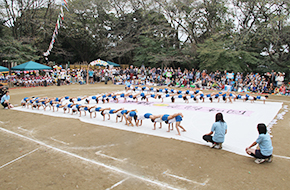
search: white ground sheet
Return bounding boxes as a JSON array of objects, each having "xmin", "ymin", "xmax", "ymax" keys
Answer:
[{"xmin": 13, "ymin": 91, "xmax": 282, "ymax": 156}]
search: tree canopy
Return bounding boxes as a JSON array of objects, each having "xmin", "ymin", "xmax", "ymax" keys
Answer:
[{"xmin": 0, "ymin": 0, "xmax": 289, "ymax": 74}]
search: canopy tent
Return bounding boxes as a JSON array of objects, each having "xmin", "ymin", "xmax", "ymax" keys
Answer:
[
  {"xmin": 106, "ymin": 61, "xmax": 120, "ymax": 67},
  {"xmin": 89, "ymin": 59, "xmax": 108, "ymax": 67},
  {"xmin": 11, "ymin": 61, "xmax": 52, "ymax": 71},
  {"xmin": 0, "ymin": 66, "xmax": 9, "ymax": 72}
]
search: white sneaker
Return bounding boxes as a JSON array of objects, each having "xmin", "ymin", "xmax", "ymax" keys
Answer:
[
  {"xmin": 255, "ymin": 158, "xmax": 266, "ymax": 164},
  {"xmin": 4, "ymin": 107, "xmax": 8, "ymax": 109},
  {"xmin": 266, "ymin": 156, "xmax": 273, "ymax": 163}
]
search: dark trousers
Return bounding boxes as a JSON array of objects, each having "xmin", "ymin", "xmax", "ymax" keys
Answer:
[
  {"xmin": 2, "ymin": 102, "xmax": 8, "ymax": 108},
  {"xmin": 203, "ymin": 135, "xmax": 214, "ymax": 143}
]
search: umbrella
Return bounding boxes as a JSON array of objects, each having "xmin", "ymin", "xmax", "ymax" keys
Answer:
[
  {"xmin": 11, "ymin": 61, "xmax": 52, "ymax": 71},
  {"xmin": 0, "ymin": 66, "xmax": 9, "ymax": 72},
  {"xmin": 106, "ymin": 61, "xmax": 120, "ymax": 67},
  {"xmin": 90, "ymin": 59, "xmax": 108, "ymax": 67}
]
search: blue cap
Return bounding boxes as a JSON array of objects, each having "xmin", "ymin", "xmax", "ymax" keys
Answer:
[
  {"xmin": 222, "ymin": 94, "xmax": 226, "ymax": 97},
  {"xmin": 36, "ymin": 100, "xmax": 39, "ymax": 103},
  {"xmin": 129, "ymin": 95, "xmax": 133, "ymax": 98},
  {"xmin": 191, "ymin": 95, "xmax": 195, "ymax": 98},
  {"xmin": 108, "ymin": 94, "xmax": 112, "ymax": 97},
  {"xmin": 215, "ymin": 94, "xmax": 219, "ymax": 97},
  {"xmin": 113, "ymin": 95, "xmax": 117, "ymax": 99},
  {"xmin": 76, "ymin": 105, "xmax": 80, "ymax": 108},
  {"xmin": 142, "ymin": 87, "xmax": 146, "ymax": 90},
  {"xmin": 159, "ymin": 89, "xmax": 163, "ymax": 92},
  {"xmin": 102, "ymin": 95, "xmax": 106, "ymax": 98},
  {"xmin": 120, "ymin": 94, "xmax": 125, "ymax": 97},
  {"xmin": 92, "ymin": 96, "xmax": 96, "ymax": 99},
  {"xmin": 84, "ymin": 107, "xmax": 88, "ymax": 111},
  {"xmin": 166, "ymin": 94, "xmax": 170, "ymax": 97},
  {"xmin": 65, "ymin": 96, "xmax": 69, "ymax": 99},
  {"xmin": 77, "ymin": 98, "xmax": 81, "ymax": 101},
  {"xmin": 56, "ymin": 104, "xmax": 60, "ymax": 108},
  {"xmin": 151, "ymin": 94, "xmax": 155, "ymax": 98},
  {"xmin": 55, "ymin": 98, "xmax": 59, "ymax": 101},
  {"xmin": 206, "ymin": 94, "xmax": 211, "ymax": 97},
  {"xmin": 178, "ymin": 95, "xmax": 182, "ymax": 98},
  {"xmin": 196, "ymin": 90, "xmax": 200, "ymax": 93},
  {"xmin": 141, "ymin": 93, "xmax": 145, "ymax": 97},
  {"xmin": 257, "ymin": 96, "xmax": 261, "ymax": 99},
  {"xmin": 68, "ymin": 104, "xmax": 72, "ymax": 108},
  {"xmin": 229, "ymin": 93, "xmax": 233, "ymax": 97},
  {"xmin": 200, "ymin": 94, "xmax": 204, "ymax": 97},
  {"xmin": 150, "ymin": 87, "xmax": 154, "ymax": 91},
  {"xmin": 171, "ymin": 89, "xmax": 174, "ymax": 93},
  {"xmin": 246, "ymin": 94, "xmax": 249, "ymax": 97},
  {"xmin": 219, "ymin": 92, "xmax": 222, "ymax": 94},
  {"xmin": 238, "ymin": 95, "xmax": 241, "ymax": 99}
]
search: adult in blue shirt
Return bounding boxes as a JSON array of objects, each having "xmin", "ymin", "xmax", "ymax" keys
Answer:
[
  {"xmin": 1, "ymin": 91, "xmax": 13, "ymax": 109},
  {"xmin": 88, "ymin": 69, "xmax": 94, "ymax": 84},
  {"xmin": 203, "ymin": 113, "xmax": 227, "ymax": 149},
  {"xmin": 246, "ymin": 123, "xmax": 273, "ymax": 164}
]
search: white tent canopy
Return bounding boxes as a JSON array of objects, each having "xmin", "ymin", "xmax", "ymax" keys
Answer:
[{"xmin": 89, "ymin": 59, "xmax": 108, "ymax": 66}]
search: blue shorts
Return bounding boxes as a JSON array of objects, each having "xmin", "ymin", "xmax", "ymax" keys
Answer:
[
  {"xmin": 162, "ymin": 114, "xmax": 169, "ymax": 121},
  {"xmin": 144, "ymin": 113, "xmax": 152, "ymax": 119},
  {"xmin": 175, "ymin": 115, "xmax": 182, "ymax": 122},
  {"xmin": 129, "ymin": 111, "xmax": 136, "ymax": 117}
]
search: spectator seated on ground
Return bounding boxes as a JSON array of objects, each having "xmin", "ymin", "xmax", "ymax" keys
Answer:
[{"xmin": 1, "ymin": 91, "xmax": 13, "ymax": 109}]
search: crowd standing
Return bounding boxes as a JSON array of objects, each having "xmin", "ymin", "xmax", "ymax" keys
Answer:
[{"xmin": 0, "ymin": 65, "xmax": 288, "ymax": 95}]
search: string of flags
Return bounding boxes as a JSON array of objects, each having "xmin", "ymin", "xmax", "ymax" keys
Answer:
[{"xmin": 43, "ymin": 0, "xmax": 69, "ymax": 57}]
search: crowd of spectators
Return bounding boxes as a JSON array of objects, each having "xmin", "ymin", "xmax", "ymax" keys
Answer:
[{"xmin": 0, "ymin": 65, "xmax": 288, "ymax": 95}]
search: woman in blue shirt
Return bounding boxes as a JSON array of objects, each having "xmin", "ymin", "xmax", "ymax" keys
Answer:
[
  {"xmin": 203, "ymin": 113, "xmax": 227, "ymax": 149},
  {"xmin": 1, "ymin": 91, "xmax": 13, "ymax": 109},
  {"xmin": 246, "ymin": 123, "xmax": 273, "ymax": 164}
]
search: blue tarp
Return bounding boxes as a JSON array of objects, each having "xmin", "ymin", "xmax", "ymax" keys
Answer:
[
  {"xmin": 0, "ymin": 66, "xmax": 9, "ymax": 72},
  {"xmin": 106, "ymin": 61, "xmax": 120, "ymax": 67}
]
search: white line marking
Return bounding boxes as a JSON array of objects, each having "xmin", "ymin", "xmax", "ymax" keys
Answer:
[
  {"xmin": 64, "ymin": 144, "xmax": 116, "ymax": 150},
  {"xmin": 274, "ymin": 155, "xmax": 290, "ymax": 160},
  {"xmin": 95, "ymin": 151, "xmax": 127, "ymax": 162},
  {"xmin": 50, "ymin": 137, "xmax": 70, "ymax": 145},
  {"xmin": 0, "ymin": 127, "xmax": 180, "ymax": 190},
  {"xmin": 18, "ymin": 126, "xmax": 31, "ymax": 132},
  {"xmin": 163, "ymin": 170, "xmax": 209, "ymax": 186},
  {"xmin": 0, "ymin": 148, "xmax": 39, "ymax": 169},
  {"xmin": 106, "ymin": 177, "xmax": 130, "ymax": 190}
]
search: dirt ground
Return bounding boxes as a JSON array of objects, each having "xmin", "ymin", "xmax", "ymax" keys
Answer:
[{"xmin": 0, "ymin": 83, "xmax": 290, "ymax": 190}]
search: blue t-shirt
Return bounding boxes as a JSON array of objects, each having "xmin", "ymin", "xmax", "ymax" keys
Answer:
[
  {"xmin": 1, "ymin": 95, "xmax": 10, "ymax": 103},
  {"xmin": 88, "ymin": 70, "xmax": 94, "ymax": 77},
  {"xmin": 256, "ymin": 133, "xmax": 273, "ymax": 156},
  {"xmin": 211, "ymin": 121, "xmax": 227, "ymax": 143}
]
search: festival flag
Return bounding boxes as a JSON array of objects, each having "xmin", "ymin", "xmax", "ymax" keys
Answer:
[
  {"xmin": 62, "ymin": 3, "xmax": 69, "ymax": 12},
  {"xmin": 43, "ymin": 1, "xmax": 69, "ymax": 57},
  {"xmin": 64, "ymin": 0, "xmax": 68, "ymax": 6}
]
